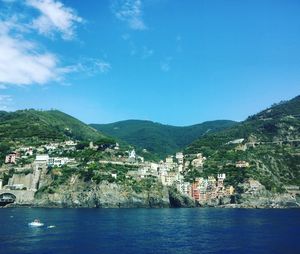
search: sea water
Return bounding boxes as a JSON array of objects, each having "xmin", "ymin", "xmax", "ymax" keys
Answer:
[{"xmin": 0, "ymin": 208, "xmax": 299, "ymax": 254}]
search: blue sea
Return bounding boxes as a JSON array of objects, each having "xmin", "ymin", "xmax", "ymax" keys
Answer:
[{"xmin": 0, "ymin": 208, "xmax": 299, "ymax": 254}]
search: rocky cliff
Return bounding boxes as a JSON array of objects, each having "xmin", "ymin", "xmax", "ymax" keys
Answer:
[{"xmin": 34, "ymin": 179, "xmax": 170, "ymax": 208}]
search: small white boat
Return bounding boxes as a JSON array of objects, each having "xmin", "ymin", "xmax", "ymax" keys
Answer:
[{"xmin": 28, "ymin": 219, "xmax": 44, "ymax": 227}]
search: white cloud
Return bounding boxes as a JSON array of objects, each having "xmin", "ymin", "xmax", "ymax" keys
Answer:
[
  {"xmin": 26, "ymin": 0, "xmax": 83, "ymax": 40},
  {"xmin": 0, "ymin": 94, "xmax": 12, "ymax": 110},
  {"xmin": 0, "ymin": 1, "xmax": 109, "ymax": 88},
  {"xmin": 0, "ymin": 0, "xmax": 88, "ymax": 86},
  {"xmin": 0, "ymin": 22, "xmax": 64, "ymax": 86},
  {"xmin": 112, "ymin": 0, "xmax": 146, "ymax": 30}
]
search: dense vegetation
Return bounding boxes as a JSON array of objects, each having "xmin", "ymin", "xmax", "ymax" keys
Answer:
[
  {"xmin": 185, "ymin": 95, "xmax": 300, "ymax": 191},
  {"xmin": 0, "ymin": 109, "xmax": 106, "ymax": 143},
  {"xmin": 91, "ymin": 120, "xmax": 237, "ymax": 158},
  {"xmin": 0, "ymin": 109, "xmax": 113, "ymax": 165}
]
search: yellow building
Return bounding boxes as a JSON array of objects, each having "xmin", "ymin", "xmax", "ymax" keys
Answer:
[{"xmin": 226, "ymin": 186, "xmax": 235, "ymax": 195}]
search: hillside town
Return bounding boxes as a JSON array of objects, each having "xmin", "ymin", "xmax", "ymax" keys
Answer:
[{"xmin": 0, "ymin": 139, "xmax": 237, "ymax": 205}]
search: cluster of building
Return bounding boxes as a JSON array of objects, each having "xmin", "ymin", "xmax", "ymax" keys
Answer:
[
  {"xmin": 35, "ymin": 154, "xmax": 76, "ymax": 167},
  {"xmin": 124, "ymin": 152, "xmax": 235, "ymax": 202},
  {"xmin": 2, "ymin": 139, "xmax": 241, "ymax": 203},
  {"xmin": 178, "ymin": 174, "xmax": 235, "ymax": 202},
  {"xmin": 4, "ymin": 140, "xmax": 79, "ymax": 165},
  {"xmin": 1, "ymin": 141, "xmax": 81, "ymax": 192}
]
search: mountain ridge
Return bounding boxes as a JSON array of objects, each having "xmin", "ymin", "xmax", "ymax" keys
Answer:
[
  {"xmin": 0, "ymin": 109, "xmax": 107, "ymax": 143},
  {"xmin": 90, "ymin": 119, "xmax": 238, "ymax": 158}
]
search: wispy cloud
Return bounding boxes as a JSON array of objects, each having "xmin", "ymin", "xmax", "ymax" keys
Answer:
[
  {"xmin": 0, "ymin": 22, "xmax": 63, "ymax": 86},
  {"xmin": 26, "ymin": 0, "xmax": 83, "ymax": 40},
  {"xmin": 96, "ymin": 61, "xmax": 112, "ymax": 73},
  {"xmin": 160, "ymin": 57, "xmax": 172, "ymax": 72},
  {"xmin": 112, "ymin": 0, "xmax": 146, "ymax": 30},
  {"xmin": 0, "ymin": 94, "xmax": 13, "ymax": 110},
  {"xmin": 72, "ymin": 58, "xmax": 112, "ymax": 76}
]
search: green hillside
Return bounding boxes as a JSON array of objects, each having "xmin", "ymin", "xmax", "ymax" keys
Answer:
[
  {"xmin": 90, "ymin": 120, "xmax": 237, "ymax": 158},
  {"xmin": 0, "ymin": 109, "xmax": 105, "ymax": 143},
  {"xmin": 185, "ymin": 95, "xmax": 300, "ymax": 192}
]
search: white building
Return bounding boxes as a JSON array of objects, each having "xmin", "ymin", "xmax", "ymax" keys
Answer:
[
  {"xmin": 176, "ymin": 152, "xmax": 184, "ymax": 164},
  {"xmin": 65, "ymin": 140, "xmax": 77, "ymax": 146},
  {"xmin": 35, "ymin": 155, "xmax": 49, "ymax": 164},
  {"xmin": 128, "ymin": 149, "xmax": 136, "ymax": 162},
  {"xmin": 150, "ymin": 163, "xmax": 159, "ymax": 172},
  {"xmin": 36, "ymin": 155, "xmax": 49, "ymax": 161},
  {"xmin": 166, "ymin": 156, "xmax": 173, "ymax": 164},
  {"xmin": 48, "ymin": 157, "xmax": 74, "ymax": 167},
  {"xmin": 48, "ymin": 157, "xmax": 65, "ymax": 167},
  {"xmin": 114, "ymin": 143, "xmax": 120, "ymax": 150},
  {"xmin": 227, "ymin": 138, "xmax": 244, "ymax": 145},
  {"xmin": 217, "ymin": 173, "xmax": 226, "ymax": 180},
  {"xmin": 89, "ymin": 141, "xmax": 98, "ymax": 150},
  {"xmin": 129, "ymin": 149, "xmax": 136, "ymax": 159}
]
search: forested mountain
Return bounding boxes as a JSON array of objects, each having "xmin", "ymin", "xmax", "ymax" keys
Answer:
[
  {"xmin": 0, "ymin": 109, "xmax": 106, "ymax": 143},
  {"xmin": 91, "ymin": 120, "xmax": 237, "ymax": 158}
]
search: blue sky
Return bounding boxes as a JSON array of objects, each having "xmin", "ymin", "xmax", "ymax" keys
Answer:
[{"xmin": 0, "ymin": 0, "xmax": 299, "ymax": 126}]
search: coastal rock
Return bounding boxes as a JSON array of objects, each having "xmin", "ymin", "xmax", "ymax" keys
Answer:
[
  {"xmin": 168, "ymin": 187, "xmax": 196, "ymax": 208},
  {"xmin": 199, "ymin": 196, "xmax": 232, "ymax": 207},
  {"xmin": 232, "ymin": 179, "xmax": 300, "ymax": 208},
  {"xmin": 34, "ymin": 181, "xmax": 170, "ymax": 208}
]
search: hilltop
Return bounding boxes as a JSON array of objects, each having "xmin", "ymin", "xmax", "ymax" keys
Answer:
[
  {"xmin": 0, "ymin": 109, "xmax": 110, "ymax": 147},
  {"xmin": 90, "ymin": 120, "xmax": 237, "ymax": 158}
]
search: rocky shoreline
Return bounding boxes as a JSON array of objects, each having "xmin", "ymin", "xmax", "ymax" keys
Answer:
[{"xmin": 2, "ymin": 186, "xmax": 299, "ymax": 209}]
